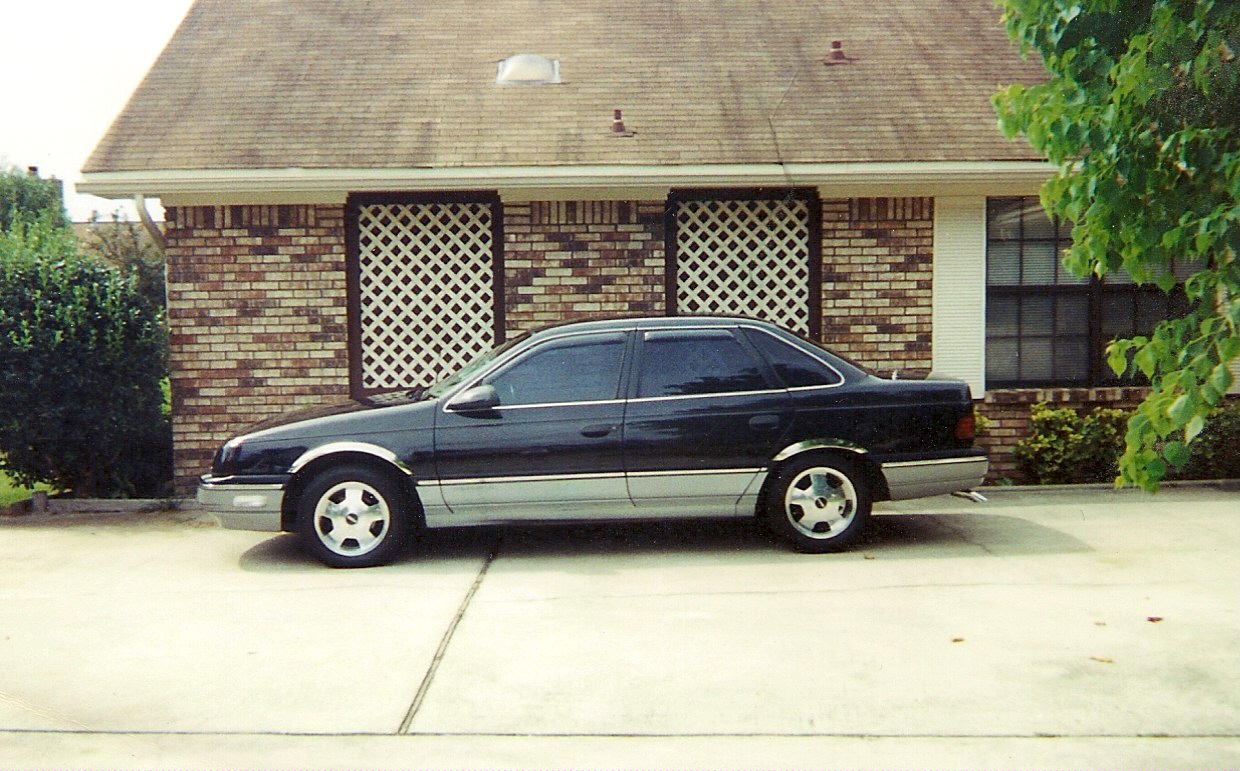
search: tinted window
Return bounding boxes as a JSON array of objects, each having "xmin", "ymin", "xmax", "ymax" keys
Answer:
[
  {"xmin": 637, "ymin": 330, "xmax": 769, "ymax": 397},
  {"xmin": 745, "ymin": 330, "xmax": 843, "ymax": 388},
  {"xmin": 486, "ymin": 333, "xmax": 626, "ymax": 405}
]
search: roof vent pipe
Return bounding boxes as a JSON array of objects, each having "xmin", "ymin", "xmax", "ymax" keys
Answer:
[
  {"xmin": 611, "ymin": 109, "xmax": 634, "ymax": 137},
  {"xmin": 823, "ymin": 40, "xmax": 852, "ymax": 65}
]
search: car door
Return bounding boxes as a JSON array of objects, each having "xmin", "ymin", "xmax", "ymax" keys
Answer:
[
  {"xmin": 623, "ymin": 327, "xmax": 793, "ymax": 515},
  {"xmin": 433, "ymin": 330, "xmax": 633, "ymax": 523}
]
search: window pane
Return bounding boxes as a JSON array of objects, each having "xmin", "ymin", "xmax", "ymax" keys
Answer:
[
  {"xmin": 988, "ymin": 242, "xmax": 1021, "ymax": 286},
  {"xmin": 1135, "ymin": 292, "xmax": 1172, "ymax": 333},
  {"xmin": 487, "ymin": 334, "xmax": 625, "ymax": 405},
  {"xmin": 1100, "ymin": 291, "xmax": 1135, "ymax": 337},
  {"xmin": 1020, "ymin": 295, "xmax": 1054, "ymax": 336},
  {"xmin": 987, "ymin": 300, "xmax": 1019, "ymax": 337},
  {"xmin": 1021, "ymin": 241, "xmax": 1058, "ymax": 285},
  {"xmin": 987, "ymin": 198, "xmax": 1027, "ymax": 240},
  {"xmin": 1054, "ymin": 336, "xmax": 1089, "ymax": 381},
  {"xmin": 638, "ymin": 330, "xmax": 769, "ymax": 397},
  {"xmin": 1020, "ymin": 337, "xmax": 1054, "ymax": 381},
  {"xmin": 986, "ymin": 338, "xmax": 1018, "ymax": 382},
  {"xmin": 1022, "ymin": 205, "xmax": 1056, "ymax": 240},
  {"xmin": 1056, "ymin": 294, "xmax": 1089, "ymax": 335},
  {"xmin": 745, "ymin": 330, "xmax": 843, "ymax": 388}
]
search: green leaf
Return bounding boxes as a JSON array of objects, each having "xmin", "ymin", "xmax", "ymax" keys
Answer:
[{"xmin": 1163, "ymin": 440, "xmax": 1190, "ymax": 470}]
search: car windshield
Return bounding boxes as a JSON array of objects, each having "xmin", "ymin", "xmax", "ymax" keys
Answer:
[{"xmin": 424, "ymin": 332, "xmax": 530, "ymax": 399}]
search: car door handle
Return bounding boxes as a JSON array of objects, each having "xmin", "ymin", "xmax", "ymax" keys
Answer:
[
  {"xmin": 581, "ymin": 424, "xmax": 617, "ymax": 438},
  {"xmin": 749, "ymin": 414, "xmax": 781, "ymax": 432}
]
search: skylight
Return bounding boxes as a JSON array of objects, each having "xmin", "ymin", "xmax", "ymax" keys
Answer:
[{"xmin": 496, "ymin": 54, "xmax": 561, "ymax": 85}]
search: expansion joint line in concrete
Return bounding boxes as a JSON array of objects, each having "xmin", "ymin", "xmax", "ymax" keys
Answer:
[{"xmin": 398, "ymin": 538, "xmax": 500, "ymax": 734}]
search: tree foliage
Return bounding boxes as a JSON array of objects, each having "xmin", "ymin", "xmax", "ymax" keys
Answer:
[
  {"xmin": 994, "ymin": 0, "xmax": 1240, "ymax": 490},
  {"xmin": 0, "ymin": 216, "xmax": 171, "ymax": 497},
  {"xmin": 87, "ymin": 213, "xmax": 166, "ymax": 311},
  {"xmin": 0, "ymin": 166, "xmax": 70, "ymax": 233}
]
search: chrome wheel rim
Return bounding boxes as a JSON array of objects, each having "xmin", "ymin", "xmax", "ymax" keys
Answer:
[
  {"xmin": 313, "ymin": 481, "xmax": 391, "ymax": 557},
  {"xmin": 784, "ymin": 467, "xmax": 857, "ymax": 540}
]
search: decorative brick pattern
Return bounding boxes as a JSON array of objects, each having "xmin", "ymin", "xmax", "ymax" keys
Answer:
[
  {"xmin": 976, "ymin": 387, "xmax": 1150, "ymax": 482},
  {"xmin": 819, "ymin": 198, "xmax": 934, "ymax": 375},
  {"xmin": 165, "ymin": 204, "xmax": 350, "ymax": 491},
  {"xmin": 503, "ymin": 200, "xmax": 666, "ymax": 335}
]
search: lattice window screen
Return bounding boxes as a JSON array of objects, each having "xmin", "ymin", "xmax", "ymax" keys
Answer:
[
  {"xmin": 673, "ymin": 198, "xmax": 811, "ymax": 334},
  {"xmin": 356, "ymin": 202, "xmax": 495, "ymax": 390}
]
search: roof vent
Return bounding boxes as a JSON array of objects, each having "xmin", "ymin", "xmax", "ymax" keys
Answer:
[
  {"xmin": 496, "ymin": 54, "xmax": 561, "ymax": 85},
  {"xmin": 822, "ymin": 40, "xmax": 852, "ymax": 66}
]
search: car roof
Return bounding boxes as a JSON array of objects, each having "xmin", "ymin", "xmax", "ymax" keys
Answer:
[{"xmin": 527, "ymin": 315, "xmax": 776, "ymax": 340}]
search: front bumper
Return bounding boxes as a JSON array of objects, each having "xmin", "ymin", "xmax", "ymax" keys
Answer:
[
  {"xmin": 880, "ymin": 452, "xmax": 989, "ymax": 501},
  {"xmin": 197, "ymin": 476, "xmax": 285, "ymax": 532}
]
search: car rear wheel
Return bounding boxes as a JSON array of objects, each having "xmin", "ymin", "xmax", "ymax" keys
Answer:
[
  {"xmin": 296, "ymin": 465, "xmax": 411, "ymax": 567},
  {"xmin": 765, "ymin": 454, "xmax": 871, "ymax": 553}
]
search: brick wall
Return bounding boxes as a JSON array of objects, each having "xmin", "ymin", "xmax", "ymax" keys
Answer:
[
  {"xmin": 165, "ymin": 204, "xmax": 350, "ymax": 490},
  {"xmin": 503, "ymin": 200, "xmax": 666, "ymax": 334},
  {"xmin": 977, "ymin": 387, "xmax": 1150, "ymax": 482},
  {"xmin": 819, "ymin": 197, "xmax": 934, "ymax": 375}
]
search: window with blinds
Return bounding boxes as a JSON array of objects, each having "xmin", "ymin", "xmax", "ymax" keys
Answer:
[{"xmin": 985, "ymin": 197, "xmax": 1186, "ymax": 388}]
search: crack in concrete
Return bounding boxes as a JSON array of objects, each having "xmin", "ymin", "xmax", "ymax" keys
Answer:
[{"xmin": 398, "ymin": 538, "xmax": 500, "ymax": 734}]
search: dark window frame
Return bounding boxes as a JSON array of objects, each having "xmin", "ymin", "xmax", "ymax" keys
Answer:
[
  {"xmin": 985, "ymin": 197, "xmax": 1185, "ymax": 389},
  {"xmin": 345, "ymin": 191, "xmax": 505, "ymax": 398},
  {"xmin": 664, "ymin": 188, "xmax": 823, "ymax": 340}
]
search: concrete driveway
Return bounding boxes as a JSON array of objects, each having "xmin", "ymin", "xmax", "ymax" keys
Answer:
[{"xmin": 0, "ymin": 485, "xmax": 1236, "ymax": 769}]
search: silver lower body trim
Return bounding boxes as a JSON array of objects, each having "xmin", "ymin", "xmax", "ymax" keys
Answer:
[
  {"xmin": 197, "ymin": 482, "xmax": 284, "ymax": 532},
  {"xmin": 881, "ymin": 455, "xmax": 989, "ymax": 501}
]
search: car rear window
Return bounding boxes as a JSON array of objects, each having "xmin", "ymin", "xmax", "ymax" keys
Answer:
[{"xmin": 744, "ymin": 329, "xmax": 844, "ymax": 388}]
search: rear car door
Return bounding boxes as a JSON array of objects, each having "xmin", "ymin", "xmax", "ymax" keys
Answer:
[{"xmin": 623, "ymin": 327, "xmax": 793, "ymax": 515}]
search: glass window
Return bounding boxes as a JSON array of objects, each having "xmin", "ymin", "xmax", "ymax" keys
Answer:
[
  {"xmin": 744, "ymin": 329, "xmax": 843, "ymax": 388},
  {"xmin": 485, "ymin": 333, "xmax": 626, "ymax": 405},
  {"xmin": 985, "ymin": 197, "xmax": 1185, "ymax": 388},
  {"xmin": 637, "ymin": 330, "xmax": 770, "ymax": 397}
]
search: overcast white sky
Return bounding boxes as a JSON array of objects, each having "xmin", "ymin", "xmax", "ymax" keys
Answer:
[{"xmin": 0, "ymin": 1, "xmax": 195, "ymax": 222}]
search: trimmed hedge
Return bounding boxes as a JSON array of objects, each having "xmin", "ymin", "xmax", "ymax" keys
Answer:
[{"xmin": 1014, "ymin": 400, "xmax": 1240, "ymax": 485}]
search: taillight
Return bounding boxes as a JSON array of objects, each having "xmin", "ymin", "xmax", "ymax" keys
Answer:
[{"xmin": 954, "ymin": 412, "xmax": 976, "ymax": 441}]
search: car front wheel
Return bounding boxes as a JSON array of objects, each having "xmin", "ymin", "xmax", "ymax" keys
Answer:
[
  {"xmin": 765, "ymin": 455, "xmax": 871, "ymax": 552},
  {"xmin": 296, "ymin": 465, "xmax": 411, "ymax": 567}
]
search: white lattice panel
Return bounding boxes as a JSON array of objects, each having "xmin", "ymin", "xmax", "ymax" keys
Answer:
[
  {"xmin": 357, "ymin": 202, "xmax": 495, "ymax": 390},
  {"xmin": 674, "ymin": 198, "xmax": 811, "ymax": 334}
]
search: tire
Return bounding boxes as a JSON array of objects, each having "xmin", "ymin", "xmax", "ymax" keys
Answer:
[
  {"xmin": 296, "ymin": 464, "xmax": 412, "ymax": 568},
  {"xmin": 764, "ymin": 454, "xmax": 871, "ymax": 553}
]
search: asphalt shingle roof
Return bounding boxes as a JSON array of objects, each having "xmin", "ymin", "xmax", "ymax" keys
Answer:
[{"xmin": 84, "ymin": 0, "xmax": 1047, "ymax": 173}]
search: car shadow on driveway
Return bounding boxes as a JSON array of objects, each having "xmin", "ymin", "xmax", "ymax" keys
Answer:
[{"xmin": 236, "ymin": 511, "xmax": 1090, "ymax": 571}]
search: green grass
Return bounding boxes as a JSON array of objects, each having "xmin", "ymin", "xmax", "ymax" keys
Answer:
[{"xmin": 0, "ymin": 467, "xmax": 52, "ymax": 508}]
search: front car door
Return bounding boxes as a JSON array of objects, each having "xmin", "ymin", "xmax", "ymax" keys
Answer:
[
  {"xmin": 432, "ymin": 330, "xmax": 633, "ymax": 524},
  {"xmin": 623, "ymin": 327, "xmax": 793, "ymax": 516}
]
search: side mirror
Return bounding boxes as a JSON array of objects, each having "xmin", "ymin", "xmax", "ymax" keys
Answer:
[{"xmin": 447, "ymin": 384, "xmax": 500, "ymax": 412}]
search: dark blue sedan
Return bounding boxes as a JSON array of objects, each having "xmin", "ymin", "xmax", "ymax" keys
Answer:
[{"xmin": 199, "ymin": 316, "xmax": 987, "ymax": 567}]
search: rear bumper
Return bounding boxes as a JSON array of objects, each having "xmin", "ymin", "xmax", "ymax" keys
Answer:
[
  {"xmin": 197, "ymin": 476, "xmax": 285, "ymax": 532},
  {"xmin": 881, "ymin": 453, "xmax": 989, "ymax": 501}
]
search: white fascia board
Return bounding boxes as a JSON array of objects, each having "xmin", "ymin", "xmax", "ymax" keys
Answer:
[{"xmin": 77, "ymin": 161, "xmax": 1054, "ymax": 200}]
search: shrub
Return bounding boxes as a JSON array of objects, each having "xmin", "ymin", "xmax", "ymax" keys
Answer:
[
  {"xmin": 1013, "ymin": 403, "xmax": 1128, "ymax": 485},
  {"xmin": 0, "ymin": 220, "xmax": 171, "ymax": 497},
  {"xmin": 1176, "ymin": 401, "xmax": 1240, "ymax": 481}
]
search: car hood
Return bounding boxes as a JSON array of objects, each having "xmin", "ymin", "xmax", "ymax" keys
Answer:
[{"xmin": 236, "ymin": 390, "xmax": 429, "ymax": 436}]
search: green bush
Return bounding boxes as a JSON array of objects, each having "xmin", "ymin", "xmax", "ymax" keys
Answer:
[
  {"xmin": 1015, "ymin": 400, "xmax": 1240, "ymax": 485},
  {"xmin": 1013, "ymin": 403, "xmax": 1128, "ymax": 485},
  {"xmin": 0, "ymin": 220, "xmax": 171, "ymax": 497},
  {"xmin": 1176, "ymin": 401, "xmax": 1240, "ymax": 481}
]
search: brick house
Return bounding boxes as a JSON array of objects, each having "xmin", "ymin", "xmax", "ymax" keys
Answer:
[{"xmin": 80, "ymin": 0, "xmax": 1177, "ymax": 490}]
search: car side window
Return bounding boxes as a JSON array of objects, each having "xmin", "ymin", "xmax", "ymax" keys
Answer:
[
  {"xmin": 744, "ymin": 330, "xmax": 844, "ymax": 388},
  {"xmin": 637, "ymin": 329, "xmax": 770, "ymax": 398},
  {"xmin": 484, "ymin": 333, "xmax": 626, "ymax": 406}
]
